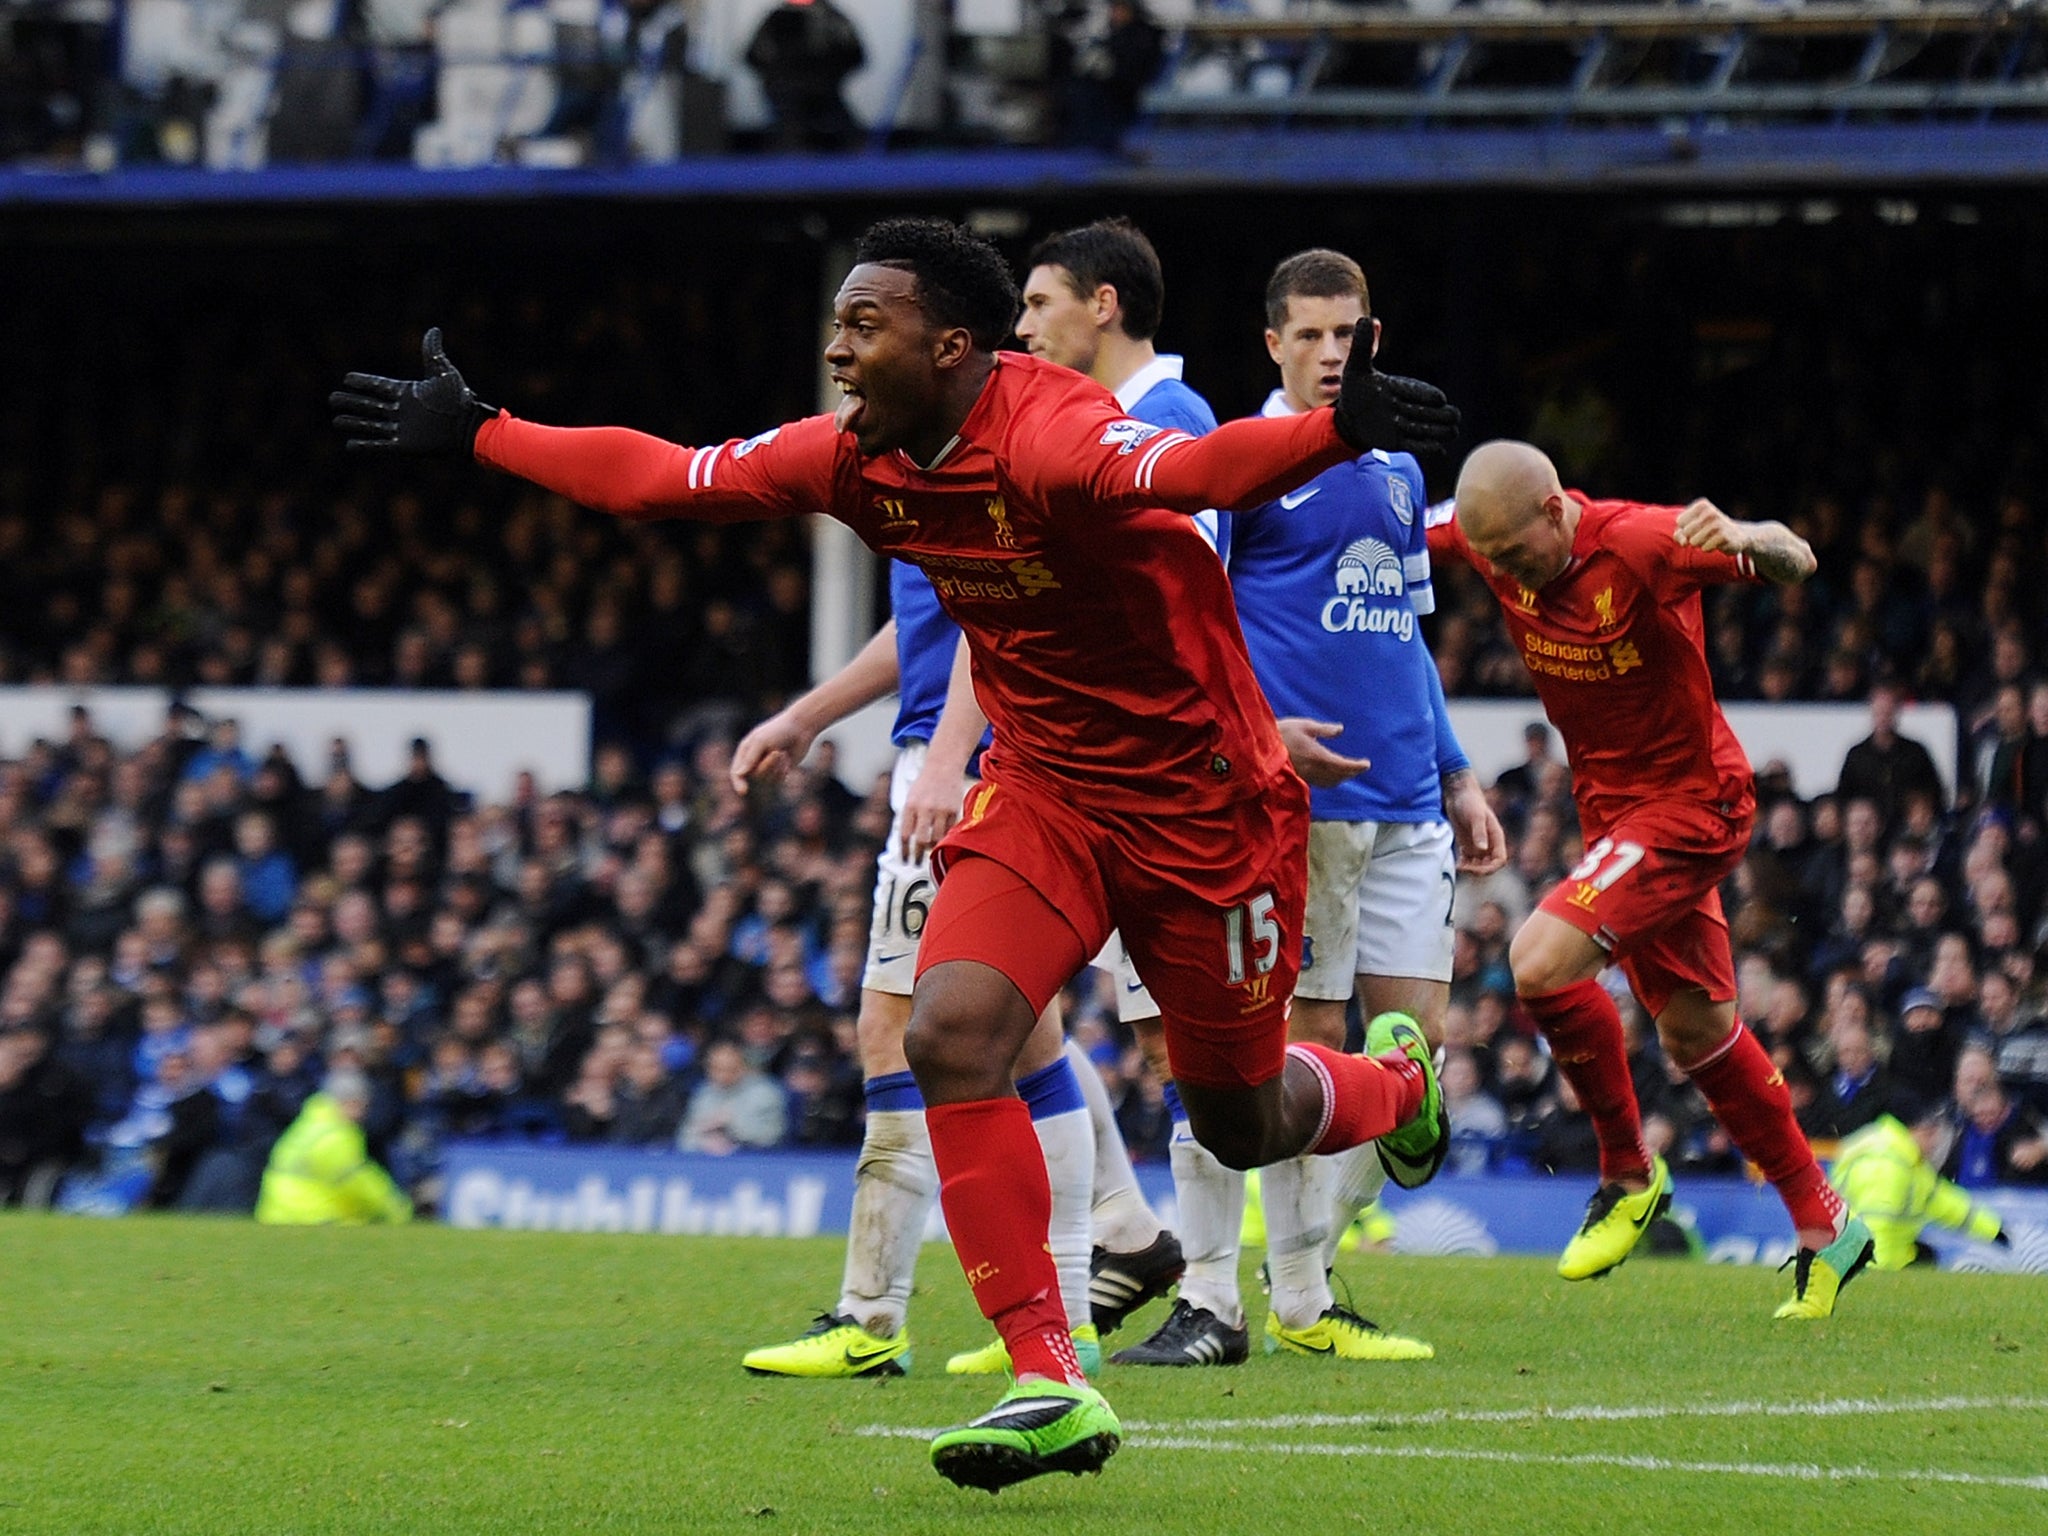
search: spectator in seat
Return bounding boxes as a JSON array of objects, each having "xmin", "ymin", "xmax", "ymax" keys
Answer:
[
  {"xmin": 1492, "ymin": 721, "xmax": 1560, "ymax": 832},
  {"xmin": 1112, "ymin": 1054, "xmax": 1174, "ymax": 1164},
  {"xmin": 233, "ymin": 811, "xmax": 298, "ymax": 927},
  {"xmin": 745, "ymin": 0, "xmax": 865, "ymax": 152},
  {"xmin": 781, "ymin": 1039, "xmax": 860, "ymax": 1146},
  {"xmin": 1442, "ymin": 1047, "xmax": 1505, "ymax": 1174},
  {"xmin": 1975, "ymin": 682, "xmax": 2031, "ymax": 816},
  {"xmin": 1492, "ymin": 1032, "xmax": 1554, "ymax": 1138},
  {"xmin": 678, "ymin": 1038, "xmax": 784, "ymax": 1154},
  {"xmin": 1059, "ymin": 0, "xmax": 1165, "ymax": 150},
  {"xmin": 1891, "ymin": 986, "xmax": 1964, "ymax": 1109},
  {"xmin": 1804, "ymin": 1012, "xmax": 1894, "ymax": 1139},
  {"xmin": 1945, "ymin": 1045, "xmax": 2048, "ymax": 1188},
  {"xmin": 610, "ymin": 1042, "xmax": 690, "ymax": 1147},
  {"xmin": 2020, "ymin": 680, "xmax": 2048, "ymax": 836},
  {"xmin": 1837, "ymin": 680, "xmax": 1946, "ymax": 832},
  {"xmin": 1530, "ymin": 1074, "xmax": 1600, "ymax": 1175},
  {"xmin": 1985, "ymin": 971, "xmax": 2048, "ymax": 1115},
  {"xmin": 379, "ymin": 739, "xmax": 463, "ymax": 849},
  {"xmin": 0, "ymin": 1026, "xmax": 92, "ymax": 1206}
]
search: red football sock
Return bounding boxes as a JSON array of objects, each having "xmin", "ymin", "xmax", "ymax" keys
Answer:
[
  {"xmin": 1287, "ymin": 1042, "xmax": 1425, "ymax": 1155},
  {"xmin": 1521, "ymin": 982, "xmax": 1651, "ymax": 1186},
  {"xmin": 1679, "ymin": 1023, "xmax": 1843, "ymax": 1242},
  {"xmin": 926, "ymin": 1098, "xmax": 1083, "ymax": 1385}
]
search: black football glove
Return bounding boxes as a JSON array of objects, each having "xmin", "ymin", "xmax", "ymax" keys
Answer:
[
  {"xmin": 330, "ymin": 328, "xmax": 497, "ymax": 457},
  {"xmin": 1332, "ymin": 337, "xmax": 1460, "ymax": 459}
]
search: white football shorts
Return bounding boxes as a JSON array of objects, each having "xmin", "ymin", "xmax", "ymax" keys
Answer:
[
  {"xmin": 862, "ymin": 741, "xmax": 950, "ymax": 997},
  {"xmin": 1296, "ymin": 818, "xmax": 1457, "ymax": 1001}
]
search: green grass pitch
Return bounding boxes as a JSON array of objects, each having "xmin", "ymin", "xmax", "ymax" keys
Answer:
[{"xmin": 3, "ymin": 1213, "xmax": 2043, "ymax": 1535}]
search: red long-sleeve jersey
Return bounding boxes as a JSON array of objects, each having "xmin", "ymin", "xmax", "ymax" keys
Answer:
[
  {"xmin": 1428, "ymin": 493, "xmax": 1762, "ymax": 835},
  {"xmin": 477, "ymin": 351, "xmax": 1352, "ymax": 815}
]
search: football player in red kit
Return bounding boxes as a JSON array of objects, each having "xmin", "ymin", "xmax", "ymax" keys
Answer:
[
  {"xmin": 1430, "ymin": 439, "xmax": 1874, "ymax": 1320},
  {"xmin": 331, "ymin": 218, "xmax": 1459, "ymax": 1491}
]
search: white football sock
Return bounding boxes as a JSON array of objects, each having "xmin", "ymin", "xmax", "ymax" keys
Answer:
[
  {"xmin": 1066, "ymin": 1038, "xmax": 1166, "ymax": 1255},
  {"xmin": 1032, "ymin": 1103, "xmax": 1096, "ymax": 1332},
  {"xmin": 1262, "ymin": 1153, "xmax": 1339, "ymax": 1330},
  {"xmin": 1321, "ymin": 1141, "xmax": 1389, "ymax": 1270},
  {"xmin": 837, "ymin": 1108, "xmax": 935, "ymax": 1340},
  {"xmin": 1170, "ymin": 1119, "xmax": 1246, "ymax": 1327}
]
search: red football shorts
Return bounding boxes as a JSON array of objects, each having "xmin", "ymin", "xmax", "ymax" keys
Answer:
[
  {"xmin": 920, "ymin": 771, "xmax": 1310, "ymax": 1091},
  {"xmin": 1536, "ymin": 799, "xmax": 1751, "ymax": 1019}
]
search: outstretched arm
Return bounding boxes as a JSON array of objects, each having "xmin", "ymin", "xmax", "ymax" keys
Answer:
[
  {"xmin": 332, "ymin": 331, "xmax": 826, "ymax": 523},
  {"xmin": 1674, "ymin": 500, "xmax": 1816, "ymax": 586},
  {"xmin": 1119, "ymin": 408, "xmax": 1358, "ymax": 514},
  {"xmin": 474, "ymin": 416, "xmax": 822, "ymax": 524},
  {"xmin": 730, "ymin": 621, "xmax": 900, "ymax": 792},
  {"xmin": 1069, "ymin": 346, "xmax": 1458, "ymax": 516}
]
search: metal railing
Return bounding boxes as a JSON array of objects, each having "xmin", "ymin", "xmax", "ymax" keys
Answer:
[{"xmin": 1141, "ymin": 2, "xmax": 2045, "ymax": 125}]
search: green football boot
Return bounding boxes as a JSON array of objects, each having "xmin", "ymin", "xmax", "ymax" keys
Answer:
[
  {"xmin": 1557, "ymin": 1156, "xmax": 1672, "ymax": 1281},
  {"xmin": 930, "ymin": 1379, "xmax": 1122, "ymax": 1492},
  {"xmin": 1364, "ymin": 1011, "xmax": 1449, "ymax": 1189},
  {"xmin": 1774, "ymin": 1216, "xmax": 1876, "ymax": 1320},
  {"xmin": 1263, "ymin": 1305, "xmax": 1434, "ymax": 1361},
  {"xmin": 945, "ymin": 1324, "xmax": 1101, "ymax": 1377},
  {"xmin": 741, "ymin": 1313, "xmax": 909, "ymax": 1378}
]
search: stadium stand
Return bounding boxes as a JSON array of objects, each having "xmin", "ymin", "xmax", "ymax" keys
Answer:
[
  {"xmin": 9, "ymin": 1, "xmax": 2044, "ymax": 181},
  {"xmin": 4, "ymin": 7, "xmax": 2047, "ymax": 1220}
]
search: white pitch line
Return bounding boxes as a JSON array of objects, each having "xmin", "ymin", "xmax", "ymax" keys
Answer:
[
  {"xmin": 1126, "ymin": 1392, "xmax": 2048, "ymax": 1435},
  {"xmin": 1127, "ymin": 1437, "xmax": 2048, "ymax": 1494},
  {"xmin": 855, "ymin": 1392, "xmax": 2048, "ymax": 1443}
]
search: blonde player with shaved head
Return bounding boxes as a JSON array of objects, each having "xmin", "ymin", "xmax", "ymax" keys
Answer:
[{"xmin": 1431, "ymin": 440, "xmax": 1877, "ymax": 1319}]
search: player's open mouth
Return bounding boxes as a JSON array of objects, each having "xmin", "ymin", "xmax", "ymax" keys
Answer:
[{"xmin": 833, "ymin": 379, "xmax": 867, "ymax": 435}]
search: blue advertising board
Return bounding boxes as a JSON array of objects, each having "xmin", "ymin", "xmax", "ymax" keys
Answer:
[{"xmin": 440, "ymin": 1142, "xmax": 2048, "ymax": 1271}]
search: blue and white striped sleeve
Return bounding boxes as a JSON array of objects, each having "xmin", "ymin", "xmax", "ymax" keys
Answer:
[{"xmin": 1400, "ymin": 461, "xmax": 1435, "ymax": 617}]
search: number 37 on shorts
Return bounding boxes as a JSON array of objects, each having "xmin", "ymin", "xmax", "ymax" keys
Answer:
[
  {"xmin": 1536, "ymin": 837, "xmax": 1647, "ymax": 951},
  {"xmin": 1566, "ymin": 838, "xmax": 1645, "ymax": 902}
]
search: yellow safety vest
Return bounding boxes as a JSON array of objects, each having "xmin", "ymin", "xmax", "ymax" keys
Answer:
[{"xmin": 256, "ymin": 1094, "xmax": 413, "ymax": 1226}]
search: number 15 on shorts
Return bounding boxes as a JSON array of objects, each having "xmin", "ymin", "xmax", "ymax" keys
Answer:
[{"xmin": 1225, "ymin": 891, "xmax": 1279, "ymax": 984}]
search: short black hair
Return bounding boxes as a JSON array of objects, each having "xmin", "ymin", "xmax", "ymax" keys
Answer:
[
  {"xmin": 1265, "ymin": 248, "xmax": 1371, "ymax": 332},
  {"xmin": 853, "ymin": 218, "xmax": 1020, "ymax": 353},
  {"xmin": 1025, "ymin": 217, "xmax": 1165, "ymax": 341}
]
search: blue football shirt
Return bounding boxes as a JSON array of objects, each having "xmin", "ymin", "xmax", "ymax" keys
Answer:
[{"xmin": 1228, "ymin": 390, "xmax": 1467, "ymax": 822}]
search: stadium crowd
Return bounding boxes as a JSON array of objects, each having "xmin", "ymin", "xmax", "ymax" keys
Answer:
[
  {"xmin": 2, "ymin": 652, "xmax": 2046, "ymax": 1215},
  {"xmin": 5, "ymin": 197, "xmax": 2047, "ymax": 1217},
  {"xmin": 0, "ymin": 0, "xmax": 1165, "ymax": 170}
]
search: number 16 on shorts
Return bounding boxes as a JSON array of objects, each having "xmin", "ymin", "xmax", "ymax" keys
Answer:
[{"xmin": 879, "ymin": 875, "xmax": 933, "ymax": 948}]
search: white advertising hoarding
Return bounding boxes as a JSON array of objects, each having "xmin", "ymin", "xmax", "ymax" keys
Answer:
[{"xmin": 0, "ymin": 687, "xmax": 592, "ymax": 800}]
